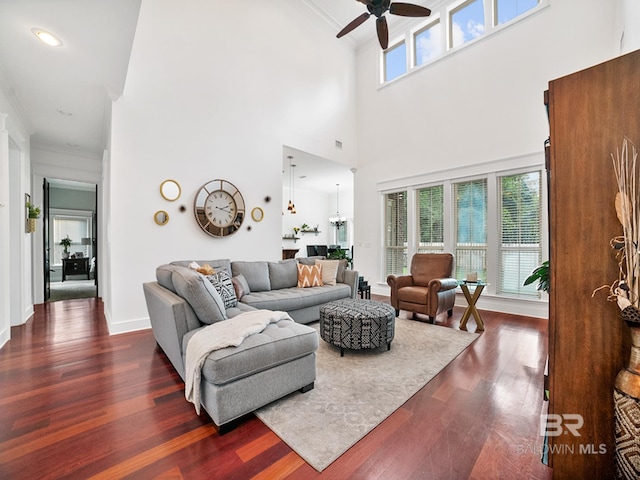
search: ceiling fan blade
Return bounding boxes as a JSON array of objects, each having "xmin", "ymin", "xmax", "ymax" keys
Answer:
[
  {"xmin": 337, "ymin": 12, "xmax": 371, "ymax": 38},
  {"xmin": 389, "ymin": 2, "xmax": 432, "ymax": 17},
  {"xmin": 376, "ymin": 16, "xmax": 389, "ymax": 49}
]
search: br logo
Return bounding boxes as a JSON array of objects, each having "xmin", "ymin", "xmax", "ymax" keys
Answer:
[{"xmin": 540, "ymin": 414, "xmax": 583, "ymax": 437}]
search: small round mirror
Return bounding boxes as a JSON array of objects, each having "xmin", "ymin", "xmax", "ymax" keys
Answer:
[
  {"xmin": 251, "ymin": 207, "xmax": 264, "ymax": 222},
  {"xmin": 154, "ymin": 210, "xmax": 169, "ymax": 225},
  {"xmin": 160, "ymin": 179, "xmax": 181, "ymax": 201}
]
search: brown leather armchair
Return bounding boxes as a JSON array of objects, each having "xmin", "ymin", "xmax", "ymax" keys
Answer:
[{"xmin": 386, "ymin": 253, "xmax": 458, "ymax": 323}]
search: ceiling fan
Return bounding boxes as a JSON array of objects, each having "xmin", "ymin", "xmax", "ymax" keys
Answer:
[{"xmin": 337, "ymin": 0, "xmax": 431, "ymax": 50}]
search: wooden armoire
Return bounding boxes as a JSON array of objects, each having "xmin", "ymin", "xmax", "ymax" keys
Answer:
[{"xmin": 547, "ymin": 49, "xmax": 640, "ymax": 477}]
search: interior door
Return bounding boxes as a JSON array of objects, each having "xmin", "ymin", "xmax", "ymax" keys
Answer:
[{"xmin": 43, "ymin": 178, "xmax": 50, "ymax": 301}]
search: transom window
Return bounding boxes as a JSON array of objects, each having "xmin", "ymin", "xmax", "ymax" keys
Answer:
[
  {"xmin": 414, "ymin": 20, "xmax": 442, "ymax": 67},
  {"xmin": 449, "ymin": 0, "xmax": 485, "ymax": 49},
  {"xmin": 495, "ymin": 0, "xmax": 539, "ymax": 25},
  {"xmin": 380, "ymin": 0, "xmax": 544, "ymax": 85},
  {"xmin": 383, "ymin": 40, "xmax": 407, "ymax": 82}
]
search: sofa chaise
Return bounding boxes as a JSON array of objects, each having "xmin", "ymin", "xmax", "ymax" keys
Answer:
[{"xmin": 143, "ymin": 257, "xmax": 358, "ymax": 432}]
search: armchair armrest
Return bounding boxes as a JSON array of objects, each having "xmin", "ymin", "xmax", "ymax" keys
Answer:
[
  {"xmin": 386, "ymin": 274, "xmax": 414, "ymax": 289},
  {"xmin": 387, "ymin": 274, "xmax": 414, "ymax": 310},
  {"xmin": 428, "ymin": 277, "xmax": 458, "ymax": 292}
]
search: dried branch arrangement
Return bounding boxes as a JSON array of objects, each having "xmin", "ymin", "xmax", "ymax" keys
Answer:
[{"xmin": 593, "ymin": 138, "xmax": 640, "ymax": 322}]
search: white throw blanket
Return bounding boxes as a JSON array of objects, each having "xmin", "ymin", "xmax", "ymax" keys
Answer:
[{"xmin": 184, "ymin": 309, "xmax": 292, "ymax": 414}]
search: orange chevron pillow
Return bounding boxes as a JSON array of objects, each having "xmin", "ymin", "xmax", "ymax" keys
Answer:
[{"xmin": 297, "ymin": 263, "xmax": 323, "ymax": 288}]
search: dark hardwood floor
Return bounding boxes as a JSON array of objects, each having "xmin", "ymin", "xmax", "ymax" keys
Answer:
[{"xmin": 0, "ymin": 296, "xmax": 552, "ymax": 479}]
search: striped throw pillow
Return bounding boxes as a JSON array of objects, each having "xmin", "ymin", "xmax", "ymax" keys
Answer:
[{"xmin": 297, "ymin": 263, "xmax": 323, "ymax": 288}]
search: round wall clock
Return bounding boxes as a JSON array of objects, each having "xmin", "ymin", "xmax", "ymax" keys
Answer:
[{"xmin": 194, "ymin": 179, "xmax": 245, "ymax": 237}]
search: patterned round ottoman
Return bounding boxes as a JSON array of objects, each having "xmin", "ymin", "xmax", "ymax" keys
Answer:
[{"xmin": 319, "ymin": 299, "xmax": 396, "ymax": 357}]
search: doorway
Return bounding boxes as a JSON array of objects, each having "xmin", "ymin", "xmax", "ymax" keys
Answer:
[{"xmin": 44, "ymin": 179, "xmax": 98, "ymax": 302}]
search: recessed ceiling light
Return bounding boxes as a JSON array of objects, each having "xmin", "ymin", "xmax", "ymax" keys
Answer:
[{"xmin": 31, "ymin": 28, "xmax": 63, "ymax": 47}]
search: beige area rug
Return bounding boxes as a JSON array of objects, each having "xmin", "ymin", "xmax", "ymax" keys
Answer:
[{"xmin": 255, "ymin": 318, "xmax": 479, "ymax": 472}]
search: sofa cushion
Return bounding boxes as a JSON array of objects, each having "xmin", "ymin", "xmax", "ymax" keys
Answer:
[
  {"xmin": 297, "ymin": 263, "xmax": 322, "ymax": 288},
  {"xmin": 299, "ymin": 256, "xmax": 325, "ymax": 266},
  {"xmin": 336, "ymin": 259, "xmax": 348, "ymax": 283},
  {"xmin": 182, "ymin": 318, "xmax": 318, "ymax": 386},
  {"xmin": 241, "ymin": 284, "xmax": 351, "ymax": 311},
  {"xmin": 232, "ymin": 261, "xmax": 271, "ymax": 292},
  {"xmin": 315, "ymin": 259, "xmax": 339, "ymax": 286},
  {"xmin": 205, "ymin": 271, "xmax": 237, "ymax": 308},
  {"xmin": 171, "ymin": 266, "xmax": 227, "ymax": 324},
  {"xmin": 156, "ymin": 264, "xmax": 179, "ymax": 292},
  {"xmin": 170, "ymin": 259, "xmax": 232, "ymax": 276},
  {"xmin": 268, "ymin": 259, "xmax": 298, "ymax": 290}
]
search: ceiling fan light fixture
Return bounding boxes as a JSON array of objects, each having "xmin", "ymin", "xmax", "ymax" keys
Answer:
[{"xmin": 31, "ymin": 28, "xmax": 63, "ymax": 47}]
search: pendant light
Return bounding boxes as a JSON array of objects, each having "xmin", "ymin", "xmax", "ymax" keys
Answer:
[
  {"xmin": 290, "ymin": 163, "xmax": 297, "ymax": 214},
  {"xmin": 287, "ymin": 156, "xmax": 293, "ymax": 211},
  {"xmin": 329, "ymin": 183, "xmax": 346, "ymax": 226}
]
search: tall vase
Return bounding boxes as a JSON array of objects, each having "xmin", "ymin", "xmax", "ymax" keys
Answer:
[
  {"xmin": 614, "ymin": 319, "xmax": 640, "ymax": 479},
  {"xmin": 26, "ymin": 217, "xmax": 37, "ymax": 233}
]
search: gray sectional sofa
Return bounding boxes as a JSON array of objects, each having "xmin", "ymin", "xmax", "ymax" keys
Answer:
[{"xmin": 143, "ymin": 257, "xmax": 358, "ymax": 431}]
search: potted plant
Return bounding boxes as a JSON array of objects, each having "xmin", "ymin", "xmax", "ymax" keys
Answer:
[
  {"xmin": 25, "ymin": 201, "xmax": 40, "ymax": 233},
  {"xmin": 60, "ymin": 235, "xmax": 72, "ymax": 259},
  {"xmin": 523, "ymin": 260, "xmax": 550, "ymax": 293}
]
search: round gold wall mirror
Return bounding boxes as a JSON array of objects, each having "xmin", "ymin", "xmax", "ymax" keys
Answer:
[
  {"xmin": 251, "ymin": 207, "xmax": 264, "ymax": 222},
  {"xmin": 154, "ymin": 210, "xmax": 169, "ymax": 225},
  {"xmin": 160, "ymin": 179, "xmax": 181, "ymax": 201}
]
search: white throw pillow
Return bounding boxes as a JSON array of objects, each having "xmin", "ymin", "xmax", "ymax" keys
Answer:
[{"xmin": 315, "ymin": 259, "xmax": 339, "ymax": 286}]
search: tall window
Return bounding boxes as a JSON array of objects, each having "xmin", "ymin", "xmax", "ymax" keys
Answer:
[
  {"xmin": 494, "ymin": 0, "xmax": 538, "ymax": 25},
  {"xmin": 454, "ymin": 179, "xmax": 487, "ymax": 280},
  {"xmin": 414, "ymin": 20, "xmax": 442, "ymax": 67},
  {"xmin": 52, "ymin": 214, "xmax": 92, "ymax": 265},
  {"xmin": 498, "ymin": 171, "xmax": 542, "ymax": 296},
  {"xmin": 449, "ymin": 0, "xmax": 485, "ymax": 48},
  {"xmin": 383, "ymin": 40, "xmax": 407, "ymax": 82},
  {"xmin": 417, "ymin": 185, "xmax": 444, "ymax": 252},
  {"xmin": 384, "ymin": 191, "xmax": 407, "ymax": 276}
]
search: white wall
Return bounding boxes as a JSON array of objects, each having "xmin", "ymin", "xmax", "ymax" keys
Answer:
[
  {"xmin": 620, "ymin": 0, "xmax": 640, "ymax": 54},
  {"xmin": 107, "ymin": 0, "xmax": 358, "ymax": 333},
  {"xmin": 0, "ymin": 84, "xmax": 31, "ymax": 346},
  {"xmin": 352, "ymin": 0, "xmax": 621, "ymax": 317}
]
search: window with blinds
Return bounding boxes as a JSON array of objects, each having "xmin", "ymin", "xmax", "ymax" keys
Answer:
[
  {"xmin": 384, "ymin": 191, "xmax": 408, "ymax": 276},
  {"xmin": 453, "ymin": 179, "xmax": 487, "ymax": 280},
  {"xmin": 417, "ymin": 185, "xmax": 444, "ymax": 253},
  {"xmin": 52, "ymin": 214, "xmax": 92, "ymax": 265},
  {"xmin": 498, "ymin": 171, "xmax": 542, "ymax": 296}
]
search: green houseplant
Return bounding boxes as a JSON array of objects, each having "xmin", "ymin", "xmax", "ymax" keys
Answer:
[
  {"xmin": 523, "ymin": 260, "xmax": 550, "ymax": 293},
  {"xmin": 60, "ymin": 235, "xmax": 72, "ymax": 258},
  {"xmin": 25, "ymin": 201, "xmax": 40, "ymax": 233},
  {"xmin": 26, "ymin": 202, "xmax": 40, "ymax": 219}
]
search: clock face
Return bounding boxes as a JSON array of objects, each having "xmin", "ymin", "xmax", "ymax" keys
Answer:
[
  {"xmin": 194, "ymin": 179, "xmax": 245, "ymax": 237},
  {"xmin": 205, "ymin": 190, "xmax": 237, "ymax": 227}
]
